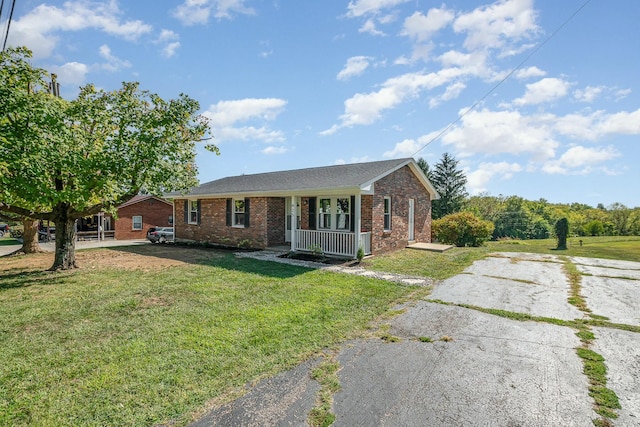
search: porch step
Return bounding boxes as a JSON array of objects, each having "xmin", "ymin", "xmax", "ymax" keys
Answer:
[{"xmin": 406, "ymin": 242, "xmax": 454, "ymax": 253}]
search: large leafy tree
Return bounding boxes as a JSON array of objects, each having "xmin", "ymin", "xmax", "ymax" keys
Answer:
[
  {"xmin": 430, "ymin": 152, "xmax": 468, "ymax": 219},
  {"xmin": 0, "ymin": 47, "xmax": 215, "ymax": 270}
]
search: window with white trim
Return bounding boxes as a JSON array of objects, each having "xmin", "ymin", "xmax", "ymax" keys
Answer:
[
  {"xmin": 188, "ymin": 200, "xmax": 199, "ymax": 224},
  {"xmin": 132, "ymin": 215, "xmax": 143, "ymax": 230},
  {"xmin": 383, "ymin": 197, "xmax": 392, "ymax": 231},
  {"xmin": 318, "ymin": 198, "xmax": 331, "ymax": 229},
  {"xmin": 336, "ymin": 198, "xmax": 350, "ymax": 230},
  {"xmin": 317, "ymin": 197, "xmax": 351, "ymax": 231},
  {"xmin": 233, "ymin": 198, "xmax": 245, "ymax": 227}
]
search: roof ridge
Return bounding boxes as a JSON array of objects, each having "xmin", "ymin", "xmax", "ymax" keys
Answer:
[{"xmin": 204, "ymin": 157, "xmax": 411, "ymax": 185}]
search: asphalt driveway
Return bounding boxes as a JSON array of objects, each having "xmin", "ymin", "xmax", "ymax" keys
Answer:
[{"xmin": 193, "ymin": 252, "xmax": 640, "ymax": 426}]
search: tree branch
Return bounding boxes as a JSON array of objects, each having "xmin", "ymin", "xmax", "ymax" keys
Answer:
[{"xmin": 0, "ymin": 204, "xmax": 53, "ymax": 221}]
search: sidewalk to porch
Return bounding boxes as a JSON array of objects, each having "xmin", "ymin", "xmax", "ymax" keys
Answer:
[{"xmin": 234, "ymin": 249, "xmax": 434, "ymax": 287}]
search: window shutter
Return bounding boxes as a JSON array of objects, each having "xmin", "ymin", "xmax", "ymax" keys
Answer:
[
  {"xmin": 244, "ymin": 198, "xmax": 250, "ymax": 228},
  {"xmin": 308, "ymin": 197, "xmax": 316, "ymax": 230},
  {"xmin": 183, "ymin": 200, "xmax": 188, "ymax": 223},
  {"xmin": 196, "ymin": 200, "xmax": 201, "ymax": 225},
  {"xmin": 350, "ymin": 195, "xmax": 355, "ymax": 232},
  {"xmin": 226, "ymin": 198, "xmax": 232, "ymax": 226}
]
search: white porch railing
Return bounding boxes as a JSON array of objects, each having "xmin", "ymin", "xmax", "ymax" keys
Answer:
[{"xmin": 295, "ymin": 230, "xmax": 372, "ymax": 258}]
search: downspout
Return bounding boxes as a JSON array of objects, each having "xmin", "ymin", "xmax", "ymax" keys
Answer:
[
  {"xmin": 354, "ymin": 193, "xmax": 361, "ymax": 258},
  {"xmin": 290, "ymin": 195, "xmax": 296, "ymax": 253}
]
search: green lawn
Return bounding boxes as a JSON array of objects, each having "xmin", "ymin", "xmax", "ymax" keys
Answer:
[
  {"xmin": 0, "ymin": 237, "xmax": 20, "ymax": 246},
  {"xmin": 365, "ymin": 235, "xmax": 640, "ymax": 279},
  {"xmin": 0, "ymin": 249, "xmax": 416, "ymax": 426},
  {"xmin": 2, "ymin": 236, "xmax": 637, "ymax": 425}
]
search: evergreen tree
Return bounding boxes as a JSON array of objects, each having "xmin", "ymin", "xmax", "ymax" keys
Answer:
[
  {"xmin": 416, "ymin": 157, "xmax": 433, "ymax": 182},
  {"xmin": 431, "ymin": 153, "xmax": 468, "ymax": 219}
]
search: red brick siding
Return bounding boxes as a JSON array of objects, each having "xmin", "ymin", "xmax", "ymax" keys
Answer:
[
  {"xmin": 175, "ymin": 197, "xmax": 286, "ymax": 249},
  {"xmin": 370, "ymin": 166, "xmax": 432, "ymax": 254},
  {"xmin": 267, "ymin": 198, "xmax": 286, "ymax": 246},
  {"xmin": 361, "ymin": 195, "xmax": 373, "ymax": 233},
  {"xmin": 115, "ymin": 200, "xmax": 172, "ymax": 240},
  {"xmin": 300, "ymin": 197, "xmax": 310, "ymax": 230}
]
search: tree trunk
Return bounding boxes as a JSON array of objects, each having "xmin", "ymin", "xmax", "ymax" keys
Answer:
[
  {"xmin": 21, "ymin": 218, "xmax": 42, "ymax": 253},
  {"xmin": 50, "ymin": 208, "xmax": 78, "ymax": 271}
]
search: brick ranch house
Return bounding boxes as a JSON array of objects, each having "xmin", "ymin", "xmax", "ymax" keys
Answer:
[
  {"xmin": 113, "ymin": 195, "xmax": 173, "ymax": 239},
  {"xmin": 171, "ymin": 158, "xmax": 439, "ymax": 258}
]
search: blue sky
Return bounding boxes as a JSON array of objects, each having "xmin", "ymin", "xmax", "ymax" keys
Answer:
[{"xmin": 4, "ymin": 0, "xmax": 639, "ymax": 207}]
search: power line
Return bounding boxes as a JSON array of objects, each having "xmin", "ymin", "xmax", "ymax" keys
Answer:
[
  {"xmin": 410, "ymin": 0, "xmax": 593, "ymax": 158},
  {"xmin": 1, "ymin": 0, "xmax": 16, "ymax": 52}
]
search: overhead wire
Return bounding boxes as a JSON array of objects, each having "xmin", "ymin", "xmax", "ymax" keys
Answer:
[
  {"xmin": 0, "ymin": 0, "xmax": 7, "ymax": 51},
  {"xmin": 410, "ymin": 0, "xmax": 593, "ymax": 158},
  {"xmin": 1, "ymin": 0, "xmax": 16, "ymax": 52}
]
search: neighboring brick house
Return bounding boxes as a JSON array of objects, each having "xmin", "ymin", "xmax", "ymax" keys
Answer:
[
  {"xmin": 114, "ymin": 195, "xmax": 173, "ymax": 240},
  {"xmin": 171, "ymin": 158, "xmax": 438, "ymax": 258}
]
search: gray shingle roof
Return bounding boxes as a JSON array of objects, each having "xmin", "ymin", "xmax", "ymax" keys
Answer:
[{"xmin": 172, "ymin": 158, "xmax": 435, "ymax": 198}]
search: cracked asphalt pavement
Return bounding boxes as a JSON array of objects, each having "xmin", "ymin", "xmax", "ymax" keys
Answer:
[{"xmin": 192, "ymin": 252, "xmax": 640, "ymax": 426}]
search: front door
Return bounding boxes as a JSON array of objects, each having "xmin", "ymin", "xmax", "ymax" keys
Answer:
[
  {"xmin": 408, "ymin": 199, "xmax": 415, "ymax": 241},
  {"xmin": 285, "ymin": 198, "xmax": 300, "ymax": 242}
]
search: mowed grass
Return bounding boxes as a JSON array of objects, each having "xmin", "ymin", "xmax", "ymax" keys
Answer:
[
  {"xmin": 0, "ymin": 237, "xmax": 20, "ymax": 246},
  {"xmin": 0, "ymin": 249, "xmax": 415, "ymax": 426},
  {"xmin": 365, "ymin": 235, "xmax": 640, "ymax": 279}
]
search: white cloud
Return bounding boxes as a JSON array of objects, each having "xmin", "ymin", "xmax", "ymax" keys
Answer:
[
  {"xmin": 346, "ymin": 0, "xmax": 410, "ymax": 18},
  {"xmin": 262, "ymin": 146, "xmax": 288, "ymax": 155},
  {"xmin": 337, "ymin": 56, "xmax": 372, "ymax": 81},
  {"xmin": 98, "ymin": 44, "xmax": 131, "ymax": 72},
  {"xmin": 442, "ymin": 108, "xmax": 559, "ymax": 161},
  {"xmin": 173, "ymin": 0, "xmax": 255, "ymax": 25},
  {"xmin": 429, "ymin": 81, "xmax": 466, "ymax": 108},
  {"xmin": 359, "ymin": 19, "xmax": 386, "ymax": 36},
  {"xmin": 323, "ymin": 69, "xmax": 463, "ymax": 134},
  {"xmin": 574, "ymin": 85, "xmax": 604, "ymax": 103},
  {"xmin": 383, "ymin": 131, "xmax": 442, "ymax": 158},
  {"xmin": 8, "ymin": 1, "xmax": 152, "ymax": 59},
  {"xmin": 440, "ymin": 107, "xmax": 640, "ymax": 173},
  {"xmin": 437, "ymin": 50, "xmax": 491, "ymax": 78},
  {"xmin": 542, "ymin": 145, "xmax": 620, "ymax": 175},
  {"xmin": 401, "ymin": 7, "xmax": 454, "ymax": 42},
  {"xmin": 467, "ymin": 161, "xmax": 522, "ymax": 194},
  {"xmin": 162, "ymin": 42, "xmax": 181, "ymax": 58},
  {"xmin": 613, "ymin": 88, "xmax": 631, "ymax": 100},
  {"xmin": 594, "ymin": 109, "xmax": 640, "ymax": 137},
  {"xmin": 49, "ymin": 62, "xmax": 90, "ymax": 88},
  {"xmin": 513, "ymin": 77, "xmax": 570, "ymax": 106},
  {"xmin": 515, "ymin": 66, "xmax": 546, "ymax": 79},
  {"xmin": 453, "ymin": 0, "xmax": 539, "ymax": 53},
  {"xmin": 554, "ymin": 108, "xmax": 640, "ymax": 140},
  {"xmin": 203, "ymin": 98, "xmax": 287, "ymax": 142},
  {"xmin": 156, "ymin": 29, "xmax": 181, "ymax": 58}
]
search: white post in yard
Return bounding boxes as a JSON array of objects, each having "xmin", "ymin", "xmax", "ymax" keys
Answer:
[
  {"xmin": 290, "ymin": 195, "xmax": 297, "ymax": 252},
  {"xmin": 354, "ymin": 193, "xmax": 361, "ymax": 258},
  {"xmin": 97, "ymin": 213, "xmax": 102, "ymax": 241}
]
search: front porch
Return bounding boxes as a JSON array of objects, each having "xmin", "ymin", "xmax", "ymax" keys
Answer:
[{"xmin": 294, "ymin": 229, "xmax": 372, "ymax": 258}]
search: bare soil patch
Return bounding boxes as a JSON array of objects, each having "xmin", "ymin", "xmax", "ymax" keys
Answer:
[{"xmin": 0, "ymin": 244, "xmax": 225, "ymax": 272}]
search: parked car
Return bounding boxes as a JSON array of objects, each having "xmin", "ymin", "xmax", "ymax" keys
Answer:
[
  {"xmin": 146, "ymin": 227, "xmax": 174, "ymax": 244},
  {"xmin": 38, "ymin": 227, "xmax": 56, "ymax": 242},
  {"xmin": 0, "ymin": 223, "xmax": 8, "ymax": 238}
]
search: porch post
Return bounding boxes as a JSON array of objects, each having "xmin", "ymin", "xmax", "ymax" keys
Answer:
[
  {"xmin": 290, "ymin": 195, "xmax": 297, "ymax": 252},
  {"xmin": 354, "ymin": 193, "xmax": 361, "ymax": 258}
]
